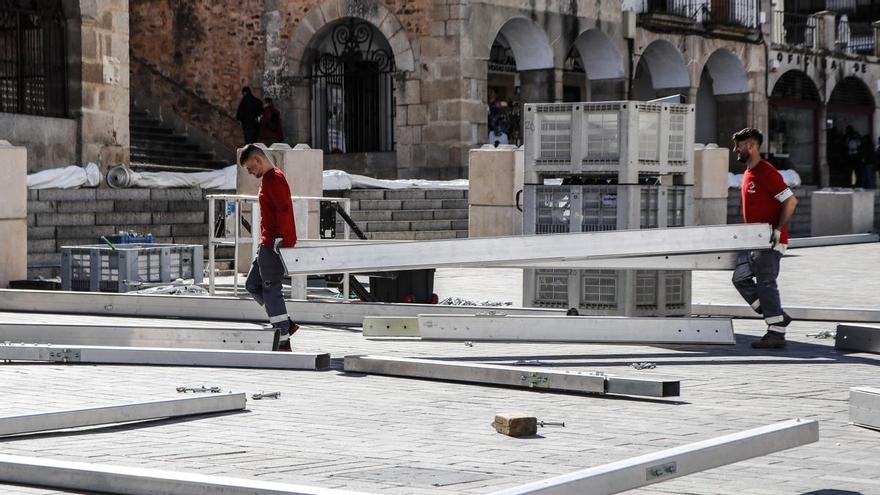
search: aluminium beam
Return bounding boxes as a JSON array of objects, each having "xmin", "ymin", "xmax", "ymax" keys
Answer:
[
  {"xmin": 0, "ymin": 311, "xmax": 275, "ymax": 350},
  {"xmin": 0, "ymin": 343, "xmax": 330, "ymax": 370},
  {"xmin": 363, "ymin": 317, "xmax": 420, "ymax": 337},
  {"xmin": 0, "ymin": 290, "xmax": 566, "ymax": 326},
  {"xmin": 0, "ymin": 453, "xmax": 375, "ymax": 495},
  {"xmin": 417, "ymin": 315, "xmax": 735, "ymax": 344},
  {"xmin": 788, "ymin": 233, "xmax": 879, "ymax": 248},
  {"xmin": 343, "ymin": 355, "xmax": 680, "ymax": 398},
  {"xmin": 0, "ymin": 394, "xmax": 246, "ymax": 437},
  {"xmin": 850, "ymin": 387, "xmax": 880, "ymax": 431},
  {"xmin": 280, "ymin": 225, "xmax": 771, "ymax": 275},
  {"xmin": 835, "ymin": 324, "xmax": 880, "ymax": 354},
  {"xmin": 692, "ymin": 304, "xmax": 880, "ymax": 323},
  {"xmin": 492, "ymin": 252, "xmax": 738, "ymax": 270},
  {"xmin": 489, "ymin": 418, "xmax": 819, "ymax": 495}
]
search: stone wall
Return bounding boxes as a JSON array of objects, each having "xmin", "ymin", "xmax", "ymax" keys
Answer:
[{"xmin": 0, "ymin": 114, "xmax": 77, "ymax": 172}]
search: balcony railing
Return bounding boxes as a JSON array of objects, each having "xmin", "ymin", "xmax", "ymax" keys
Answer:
[
  {"xmin": 837, "ymin": 16, "xmax": 874, "ymax": 55},
  {"xmin": 637, "ymin": 1, "xmax": 759, "ymax": 29},
  {"xmin": 772, "ymin": 11, "xmax": 816, "ymax": 48}
]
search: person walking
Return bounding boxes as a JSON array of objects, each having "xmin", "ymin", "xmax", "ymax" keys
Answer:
[
  {"xmin": 238, "ymin": 144, "xmax": 299, "ymax": 351},
  {"xmin": 258, "ymin": 97, "xmax": 284, "ymax": 146},
  {"xmin": 235, "ymin": 87, "xmax": 263, "ymax": 145},
  {"xmin": 731, "ymin": 128, "xmax": 798, "ymax": 350}
]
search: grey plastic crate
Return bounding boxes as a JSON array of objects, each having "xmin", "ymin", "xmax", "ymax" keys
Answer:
[{"xmin": 61, "ymin": 243, "xmax": 204, "ymax": 292}]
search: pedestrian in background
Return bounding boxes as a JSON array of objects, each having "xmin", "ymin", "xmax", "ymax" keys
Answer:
[
  {"xmin": 258, "ymin": 97, "xmax": 284, "ymax": 146},
  {"xmin": 235, "ymin": 87, "xmax": 263, "ymax": 145}
]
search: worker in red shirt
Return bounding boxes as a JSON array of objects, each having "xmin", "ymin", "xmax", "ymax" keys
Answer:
[
  {"xmin": 239, "ymin": 144, "xmax": 299, "ymax": 351},
  {"xmin": 731, "ymin": 128, "xmax": 798, "ymax": 349}
]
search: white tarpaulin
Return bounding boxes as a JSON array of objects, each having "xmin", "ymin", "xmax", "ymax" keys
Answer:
[
  {"xmin": 122, "ymin": 165, "xmax": 236, "ymax": 189},
  {"xmin": 322, "ymin": 169, "xmax": 468, "ymax": 190},
  {"xmin": 26, "ymin": 163, "xmax": 102, "ymax": 189}
]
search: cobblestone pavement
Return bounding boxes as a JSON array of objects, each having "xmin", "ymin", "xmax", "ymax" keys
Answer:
[{"xmin": 0, "ymin": 244, "xmax": 878, "ymax": 494}]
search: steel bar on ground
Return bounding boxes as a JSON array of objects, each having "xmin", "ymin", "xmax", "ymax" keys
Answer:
[
  {"xmin": 0, "ymin": 394, "xmax": 247, "ymax": 437},
  {"xmin": 0, "ymin": 343, "xmax": 330, "ymax": 370},
  {"xmin": 280, "ymin": 225, "xmax": 771, "ymax": 275},
  {"xmin": 362, "ymin": 317, "xmax": 420, "ymax": 337},
  {"xmin": 788, "ymin": 233, "xmax": 879, "ymax": 248},
  {"xmin": 490, "ymin": 418, "xmax": 819, "ymax": 495},
  {"xmin": 0, "ymin": 290, "xmax": 565, "ymax": 326},
  {"xmin": 343, "ymin": 356, "xmax": 679, "ymax": 398},
  {"xmin": 850, "ymin": 387, "xmax": 880, "ymax": 430},
  {"xmin": 0, "ymin": 312, "xmax": 275, "ymax": 350},
  {"xmin": 0, "ymin": 453, "xmax": 375, "ymax": 495},
  {"xmin": 692, "ymin": 304, "xmax": 880, "ymax": 323},
  {"xmin": 417, "ymin": 315, "xmax": 735, "ymax": 344},
  {"xmin": 835, "ymin": 324, "xmax": 880, "ymax": 353}
]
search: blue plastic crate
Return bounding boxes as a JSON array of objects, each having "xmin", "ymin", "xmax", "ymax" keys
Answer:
[{"xmin": 105, "ymin": 233, "xmax": 155, "ymax": 244}]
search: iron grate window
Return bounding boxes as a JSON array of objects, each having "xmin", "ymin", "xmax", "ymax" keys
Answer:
[{"xmin": 0, "ymin": 0, "xmax": 67, "ymax": 117}]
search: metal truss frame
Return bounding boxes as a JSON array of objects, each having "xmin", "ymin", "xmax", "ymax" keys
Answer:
[
  {"xmin": 0, "ymin": 343, "xmax": 330, "ymax": 370},
  {"xmin": 343, "ymin": 355, "xmax": 680, "ymax": 398},
  {"xmin": 0, "ymin": 394, "xmax": 247, "ymax": 437},
  {"xmin": 490, "ymin": 419, "xmax": 819, "ymax": 495},
  {"xmin": 417, "ymin": 315, "xmax": 735, "ymax": 344},
  {"xmin": 280, "ymin": 225, "xmax": 770, "ymax": 275}
]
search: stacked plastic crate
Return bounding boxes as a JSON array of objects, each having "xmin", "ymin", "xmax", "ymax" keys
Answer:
[{"xmin": 521, "ymin": 101, "xmax": 695, "ymax": 316}]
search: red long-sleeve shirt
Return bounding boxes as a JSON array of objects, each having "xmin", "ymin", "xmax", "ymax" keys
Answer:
[{"xmin": 259, "ymin": 167, "xmax": 297, "ymax": 248}]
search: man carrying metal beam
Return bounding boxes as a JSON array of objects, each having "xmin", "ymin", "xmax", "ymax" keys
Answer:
[
  {"xmin": 731, "ymin": 128, "xmax": 798, "ymax": 349},
  {"xmin": 239, "ymin": 144, "xmax": 300, "ymax": 351}
]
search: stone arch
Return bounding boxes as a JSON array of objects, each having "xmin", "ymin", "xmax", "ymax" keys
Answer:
[
  {"xmin": 489, "ymin": 16, "xmax": 554, "ymax": 71},
  {"xmin": 638, "ymin": 40, "xmax": 690, "ymax": 89},
  {"xmin": 770, "ymin": 70, "xmax": 820, "ymax": 102},
  {"xmin": 287, "ymin": 0, "xmax": 415, "ymax": 77},
  {"xmin": 572, "ymin": 29, "xmax": 624, "ymax": 80},
  {"xmin": 701, "ymin": 48, "xmax": 749, "ymax": 95}
]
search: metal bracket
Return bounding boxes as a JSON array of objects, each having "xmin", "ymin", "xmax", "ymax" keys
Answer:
[
  {"xmin": 46, "ymin": 348, "xmax": 81, "ymax": 363},
  {"xmin": 646, "ymin": 461, "xmax": 677, "ymax": 480},
  {"xmin": 521, "ymin": 372, "xmax": 549, "ymax": 388}
]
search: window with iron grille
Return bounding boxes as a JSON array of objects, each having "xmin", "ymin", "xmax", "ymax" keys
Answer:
[{"xmin": 0, "ymin": 0, "xmax": 67, "ymax": 117}]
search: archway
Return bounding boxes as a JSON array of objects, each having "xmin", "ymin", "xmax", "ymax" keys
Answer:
[
  {"xmin": 487, "ymin": 17, "xmax": 554, "ymax": 145},
  {"xmin": 631, "ymin": 40, "xmax": 690, "ymax": 102},
  {"xmin": 570, "ymin": 28, "xmax": 626, "ymax": 102},
  {"xmin": 827, "ymin": 76, "xmax": 875, "ymax": 186},
  {"xmin": 768, "ymin": 70, "xmax": 820, "ymax": 184},
  {"xmin": 305, "ymin": 17, "xmax": 395, "ymax": 154},
  {"xmin": 695, "ymin": 49, "xmax": 749, "ymax": 160}
]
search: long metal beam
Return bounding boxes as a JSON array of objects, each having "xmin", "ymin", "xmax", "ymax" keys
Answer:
[
  {"xmin": 0, "ymin": 311, "xmax": 275, "ymax": 350},
  {"xmin": 692, "ymin": 304, "xmax": 880, "ymax": 323},
  {"xmin": 343, "ymin": 355, "xmax": 679, "ymax": 398},
  {"xmin": 490, "ymin": 418, "xmax": 819, "ymax": 495},
  {"xmin": 850, "ymin": 387, "xmax": 880, "ymax": 431},
  {"xmin": 363, "ymin": 317, "xmax": 420, "ymax": 337},
  {"xmin": 417, "ymin": 315, "xmax": 735, "ymax": 344},
  {"xmin": 0, "ymin": 453, "xmax": 376, "ymax": 495},
  {"xmin": 280, "ymin": 225, "xmax": 771, "ymax": 275},
  {"xmin": 0, "ymin": 343, "xmax": 330, "ymax": 370},
  {"xmin": 0, "ymin": 394, "xmax": 246, "ymax": 437},
  {"xmin": 788, "ymin": 233, "xmax": 879, "ymax": 248},
  {"xmin": 0, "ymin": 290, "xmax": 566, "ymax": 326},
  {"xmin": 492, "ymin": 252, "xmax": 738, "ymax": 270},
  {"xmin": 835, "ymin": 324, "xmax": 880, "ymax": 353}
]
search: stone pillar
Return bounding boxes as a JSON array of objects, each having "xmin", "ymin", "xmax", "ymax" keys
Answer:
[
  {"xmin": 873, "ymin": 21, "xmax": 880, "ymax": 57},
  {"xmin": 468, "ymin": 144, "xmax": 523, "ymax": 237},
  {"xmin": 78, "ymin": 0, "xmax": 130, "ymax": 175},
  {"xmin": 817, "ymin": 104, "xmax": 830, "ymax": 188},
  {"xmin": 693, "ymin": 145, "xmax": 730, "ymax": 225},
  {"xmin": 519, "ymin": 69, "xmax": 555, "ymax": 104},
  {"xmin": 813, "ymin": 11, "xmax": 836, "ymax": 52},
  {"xmin": 811, "ymin": 190, "xmax": 875, "ymax": 236},
  {"xmin": 0, "ymin": 141, "xmax": 27, "ymax": 287}
]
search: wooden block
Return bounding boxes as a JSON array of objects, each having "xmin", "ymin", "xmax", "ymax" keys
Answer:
[{"xmin": 493, "ymin": 413, "xmax": 537, "ymax": 437}]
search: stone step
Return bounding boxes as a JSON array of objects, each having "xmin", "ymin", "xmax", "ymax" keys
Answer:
[
  {"xmin": 130, "ymin": 153, "xmax": 228, "ymax": 169},
  {"xmin": 131, "ymin": 125, "xmax": 173, "ymax": 135},
  {"xmin": 130, "ymin": 146, "xmax": 215, "ymax": 160},
  {"xmin": 356, "ymin": 219, "xmax": 469, "ymax": 233},
  {"xmin": 356, "ymin": 199, "xmax": 468, "ymax": 211},
  {"xmin": 131, "ymin": 131, "xmax": 189, "ymax": 143},
  {"xmin": 348, "ymin": 209, "xmax": 468, "ymax": 222},
  {"xmin": 366, "ymin": 230, "xmax": 468, "ymax": 240},
  {"xmin": 347, "ymin": 189, "xmax": 467, "ymax": 201}
]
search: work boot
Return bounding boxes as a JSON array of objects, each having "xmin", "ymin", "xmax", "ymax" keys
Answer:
[
  {"xmin": 288, "ymin": 317, "xmax": 300, "ymax": 337},
  {"xmin": 751, "ymin": 330, "xmax": 786, "ymax": 349},
  {"xmin": 277, "ymin": 339, "xmax": 292, "ymax": 352}
]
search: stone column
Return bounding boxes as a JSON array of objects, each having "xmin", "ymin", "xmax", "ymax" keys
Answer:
[
  {"xmin": 813, "ymin": 11, "xmax": 836, "ymax": 52},
  {"xmin": 468, "ymin": 144, "xmax": 523, "ymax": 237},
  {"xmin": 873, "ymin": 21, "xmax": 880, "ymax": 57},
  {"xmin": 78, "ymin": 0, "xmax": 130, "ymax": 175},
  {"xmin": 519, "ymin": 69, "xmax": 555, "ymax": 103},
  {"xmin": 817, "ymin": 103, "xmax": 830, "ymax": 188},
  {"xmin": 0, "ymin": 141, "xmax": 27, "ymax": 287},
  {"xmin": 693, "ymin": 145, "xmax": 730, "ymax": 226}
]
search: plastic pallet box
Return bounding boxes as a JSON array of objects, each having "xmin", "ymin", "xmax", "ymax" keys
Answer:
[
  {"xmin": 61, "ymin": 243, "xmax": 204, "ymax": 292},
  {"xmin": 522, "ymin": 101, "xmax": 695, "ymax": 183}
]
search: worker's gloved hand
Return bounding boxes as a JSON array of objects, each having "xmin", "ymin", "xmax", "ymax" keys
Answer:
[
  {"xmin": 274, "ymin": 237, "xmax": 284, "ymax": 254},
  {"xmin": 769, "ymin": 228, "xmax": 782, "ymax": 250}
]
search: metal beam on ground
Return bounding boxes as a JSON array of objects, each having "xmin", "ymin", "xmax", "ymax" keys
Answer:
[
  {"xmin": 850, "ymin": 387, "xmax": 880, "ymax": 431},
  {"xmin": 489, "ymin": 418, "xmax": 819, "ymax": 495},
  {"xmin": 788, "ymin": 233, "xmax": 879, "ymax": 248},
  {"xmin": 0, "ymin": 290, "xmax": 566, "ymax": 326},
  {"xmin": 0, "ymin": 343, "xmax": 330, "ymax": 370},
  {"xmin": 0, "ymin": 394, "xmax": 247, "ymax": 437},
  {"xmin": 835, "ymin": 324, "xmax": 880, "ymax": 353},
  {"xmin": 0, "ymin": 453, "xmax": 375, "ymax": 495},
  {"xmin": 362, "ymin": 317, "xmax": 420, "ymax": 337},
  {"xmin": 0, "ymin": 312, "xmax": 275, "ymax": 350},
  {"xmin": 492, "ymin": 252, "xmax": 738, "ymax": 270},
  {"xmin": 417, "ymin": 315, "xmax": 735, "ymax": 344},
  {"xmin": 280, "ymin": 225, "xmax": 771, "ymax": 275},
  {"xmin": 343, "ymin": 356, "xmax": 680, "ymax": 398},
  {"xmin": 692, "ymin": 304, "xmax": 880, "ymax": 323}
]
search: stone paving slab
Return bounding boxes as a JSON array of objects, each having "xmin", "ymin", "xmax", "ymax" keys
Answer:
[{"xmin": 0, "ymin": 244, "xmax": 878, "ymax": 494}]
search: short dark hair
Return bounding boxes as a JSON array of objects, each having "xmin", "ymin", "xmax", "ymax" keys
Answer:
[
  {"xmin": 732, "ymin": 128, "xmax": 763, "ymax": 146},
  {"xmin": 239, "ymin": 144, "xmax": 266, "ymax": 165},
  {"xmin": 241, "ymin": 86, "xmax": 251, "ymax": 94}
]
